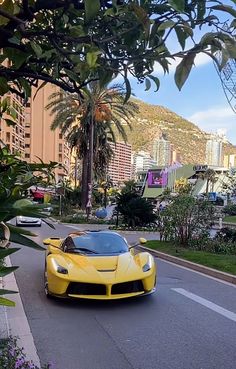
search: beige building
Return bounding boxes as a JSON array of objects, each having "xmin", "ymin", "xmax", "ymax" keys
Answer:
[
  {"xmin": 0, "ymin": 92, "xmax": 26, "ymax": 157},
  {"xmin": 224, "ymin": 154, "xmax": 236, "ymax": 168},
  {"xmin": 24, "ymin": 84, "xmax": 70, "ymax": 181},
  {"xmin": 0, "ymin": 83, "xmax": 70, "ymax": 181},
  {"xmin": 108, "ymin": 142, "xmax": 132, "ymax": 185}
]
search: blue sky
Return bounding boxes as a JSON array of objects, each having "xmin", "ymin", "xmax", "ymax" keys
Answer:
[
  {"xmin": 131, "ymin": 55, "xmax": 236, "ymax": 145},
  {"xmin": 128, "ymin": 0, "xmax": 236, "ymax": 146}
]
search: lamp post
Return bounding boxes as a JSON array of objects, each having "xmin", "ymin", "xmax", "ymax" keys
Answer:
[{"xmin": 86, "ymin": 106, "xmax": 94, "ymax": 219}]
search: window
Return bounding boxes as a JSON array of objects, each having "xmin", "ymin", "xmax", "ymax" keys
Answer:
[
  {"xmin": 58, "ymin": 154, "xmax": 62, "ymax": 162},
  {"xmin": 59, "ymin": 133, "xmax": 63, "ymax": 139},
  {"xmin": 25, "ymin": 133, "xmax": 30, "ymax": 138},
  {"xmin": 59, "ymin": 143, "xmax": 62, "ymax": 152},
  {"xmin": 25, "ymin": 153, "xmax": 30, "ymax": 158},
  {"xmin": 25, "ymin": 144, "xmax": 30, "ymax": 148}
]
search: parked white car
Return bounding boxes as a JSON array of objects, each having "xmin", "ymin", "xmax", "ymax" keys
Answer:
[{"xmin": 16, "ymin": 216, "xmax": 42, "ymax": 227}]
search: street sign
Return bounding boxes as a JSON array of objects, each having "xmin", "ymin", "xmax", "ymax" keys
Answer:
[
  {"xmin": 86, "ymin": 200, "xmax": 92, "ymax": 208},
  {"xmin": 208, "ymin": 192, "xmax": 217, "ymax": 201}
]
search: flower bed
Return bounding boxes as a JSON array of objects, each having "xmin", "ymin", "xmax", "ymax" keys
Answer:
[{"xmin": 0, "ymin": 337, "xmax": 53, "ymax": 369}]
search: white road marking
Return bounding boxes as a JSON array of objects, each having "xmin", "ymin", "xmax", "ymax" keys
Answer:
[
  {"xmin": 172, "ymin": 288, "xmax": 236, "ymax": 323},
  {"xmin": 159, "ymin": 258, "xmax": 236, "ymax": 288}
]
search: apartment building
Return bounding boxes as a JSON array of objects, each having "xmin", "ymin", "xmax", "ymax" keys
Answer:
[
  {"xmin": 108, "ymin": 142, "xmax": 132, "ymax": 185},
  {"xmin": 152, "ymin": 134, "xmax": 171, "ymax": 167},
  {"xmin": 24, "ymin": 84, "xmax": 70, "ymax": 181},
  {"xmin": 0, "ymin": 93, "xmax": 26, "ymax": 157}
]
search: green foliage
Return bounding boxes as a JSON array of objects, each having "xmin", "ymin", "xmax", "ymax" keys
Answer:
[
  {"xmin": 157, "ymin": 194, "xmax": 216, "ymax": 246},
  {"xmin": 223, "ymin": 204, "xmax": 236, "ymax": 216},
  {"xmin": 222, "ymin": 172, "xmax": 236, "ymax": 196},
  {"xmin": 0, "ymin": 1, "xmax": 235, "ymax": 100},
  {"xmin": 0, "ymin": 147, "xmax": 57, "ymax": 306},
  {"xmin": 216, "ymin": 227, "xmax": 236, "ymax": 243},
  {"xmin": 146, "ymin": 240, "xmax": 236, "ymax": 275},
  {"xmin": 0, "ymin": 336, "xmax": 51, "ymax": 369},
  {"xmin": 116, "ymin": 190, "xmax": 157, "ymax": 227}
]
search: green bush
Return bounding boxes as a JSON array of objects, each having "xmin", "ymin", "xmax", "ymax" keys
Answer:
[
  {"xmin": 223, "ymin": 204, "xmax": 236, "ymax": 216},
  {"xmin": 215, "ymin": 227, "xmax": 236, "ymax": 243},
  {"xmin": 189, "ymin": 237, "xmax": 236, "ymax": 255}
]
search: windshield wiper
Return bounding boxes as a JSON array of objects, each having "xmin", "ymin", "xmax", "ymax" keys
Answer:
[{"xmin": 76, "ymin": 247, "xmax": 99, "ymax": 254}]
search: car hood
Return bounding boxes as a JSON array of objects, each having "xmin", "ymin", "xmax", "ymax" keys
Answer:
[{"xmin": 53, "ymin": 252, "xmax": 146, "ymax": 283}]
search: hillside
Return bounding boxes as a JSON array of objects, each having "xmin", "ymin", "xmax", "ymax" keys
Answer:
[{"xmin": 125, "ymin": 99, "xmax": 236, "ymax": 164}]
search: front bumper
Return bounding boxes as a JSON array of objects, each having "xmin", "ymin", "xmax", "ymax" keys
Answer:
[{"xmin": 47, "ymin": 271, "xmax": 156, "ymax": 300}]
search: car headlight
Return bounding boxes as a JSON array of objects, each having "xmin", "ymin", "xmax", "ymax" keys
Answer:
[
  {"xmin": 52, "ymin": 259, "xmax": 68, "ymax": 274},
  {"xmin": 142, "ymin": 255, "xmax": 152, "ymax": 272}
]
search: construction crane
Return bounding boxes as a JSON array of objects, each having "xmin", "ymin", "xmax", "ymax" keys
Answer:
[{"xmin": 214, "ymin": 27, "xmax": 236, "ymax": 113}]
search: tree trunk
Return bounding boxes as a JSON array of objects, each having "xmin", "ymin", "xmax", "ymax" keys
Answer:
[{"xmin": 81, "ymin": 151, "xmax": 88, "ymax": 210}]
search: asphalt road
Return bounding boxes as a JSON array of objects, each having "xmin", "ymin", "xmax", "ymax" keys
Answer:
[{"xmin": 10, "ymin": 222, "xmax": 236, "ymax": 369}]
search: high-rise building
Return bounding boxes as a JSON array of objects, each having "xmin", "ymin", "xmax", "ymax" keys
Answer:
[
  {"xmin": 24, "ymin": 85, "xmax": 70, "ymax": 181},
  {"xmin": 108, "ymin": 142, "xmax": 132, "ymax": 185},
  {"xmin": 0, "ymin": 84, "xmax": 70, "ymax": 181},
  {"xmin": 0, "ymin": 93, "xmax": 26, "ymax": 157},
  {"xmin": 132, "ymin": 151, "xmax": 157, "ymax": 174},
  {"xmin": 224, "ymin": 154, "xmax": 236, "ymax": 168},
  {"xmin": 205, "ymin": 135, "xmax": 223, "ymax": 166},
  {"xmin": 152, "ymin": 135, "xmax": 171, "ymax": 166}
]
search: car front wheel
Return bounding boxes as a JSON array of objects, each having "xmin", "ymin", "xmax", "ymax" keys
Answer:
[{"xmin": 44, "ymin": 268, "xmax": 52, "ymax": 299}]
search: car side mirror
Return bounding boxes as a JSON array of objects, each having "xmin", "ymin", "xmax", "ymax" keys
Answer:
[
  {"xmin": 43, "ymin": 241, "xmax": 50, "ymax": 245},
  {"xmin": 139, "ymin": 238, "xmax": 147, "ymax": 245}
]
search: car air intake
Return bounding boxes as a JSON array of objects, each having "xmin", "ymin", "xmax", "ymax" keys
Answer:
[
  {"xmin": 111, "ymin": 280, "xmax": 144, "ymax": 294},
  {"xmin": 67, "ymin": 282, "xmax": 106, "ymax": 295}
]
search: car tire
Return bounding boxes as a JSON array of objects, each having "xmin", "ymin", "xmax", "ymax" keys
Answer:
[{"xmin": 44, "ymin": 268, "xmax": 52, "ymax": 299}]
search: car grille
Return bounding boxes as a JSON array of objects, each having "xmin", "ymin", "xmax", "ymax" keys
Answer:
[
  {"xmin": 67, "ymin": 282, "xmax": 106, "ymax": 295},
  {"xmin": 111, "ymin": 280, "xmax": 144, "ymax": 294}
]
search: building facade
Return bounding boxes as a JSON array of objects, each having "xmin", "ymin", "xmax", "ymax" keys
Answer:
[
  {"xmin": 205, "ymin": 137, "xmax": 223, "ymax": 166},
  {"xmin": 0, "ymin": 93, "xmax": 26, "ymax": 157},
  {"xmin": 152, "ymin": 135, "xmax": 171, "ymax": 166},
  {"xmin": 108, "ymin": 142, "xmax": 132, "ymax": 185},
  {"xmin": 132, "ymin": 151, "xmax": 157, "ymax": 174},
  {"xmin": 24, "ymin": 85, "xmax": 70, "ymax": 181},
  {"xmin": 0, "ymin": 84, "xmax": 70, "ymax": 182}
]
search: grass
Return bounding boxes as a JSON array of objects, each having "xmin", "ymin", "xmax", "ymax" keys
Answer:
[
  {"xmin": 146, "ymin": 240, "xmax": 236, "ymax": 275},
  {"xmin": 223, "ymin": 216, "xmax": 236, "ymax": 224}
]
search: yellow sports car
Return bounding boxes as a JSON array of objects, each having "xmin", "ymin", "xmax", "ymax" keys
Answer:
[{"xmin": 43, "ymin": 230, "xmax": 156, "ymax": 300}]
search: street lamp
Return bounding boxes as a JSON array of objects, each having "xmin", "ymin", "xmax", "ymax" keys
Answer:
[{"xmin": 86, "ymin": 105, "xmax": 94, "ymax": 219}]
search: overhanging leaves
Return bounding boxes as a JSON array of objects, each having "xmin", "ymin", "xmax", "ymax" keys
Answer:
[
  {"xmin": 175, "ymin": 53, "xmax": 196, "ymax": 90},
  {"xmin": 0, "ymin": 297, "xmax": 15, "ymax": 307}
]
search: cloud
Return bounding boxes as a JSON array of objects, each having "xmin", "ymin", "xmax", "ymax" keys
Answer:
[
  {"xmin": 113, "ymin": 51, "xmax": 212, "ymax": 83},
  {"xmin": 187, "ymin": 106, "xmax": 236, "ymax": 144},
  {"xmin": 153, "ymin": 52, "xmax": 212, "ymax": 74}
]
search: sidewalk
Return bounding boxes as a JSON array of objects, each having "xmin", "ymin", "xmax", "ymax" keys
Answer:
[{"xmin": 0, "ymin": 257, "xmax": 41, "ymax": 367}]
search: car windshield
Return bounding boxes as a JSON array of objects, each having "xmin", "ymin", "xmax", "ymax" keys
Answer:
[{"xmin": 71, "ymin": 232, "xmax": 129, "ymax": 255}]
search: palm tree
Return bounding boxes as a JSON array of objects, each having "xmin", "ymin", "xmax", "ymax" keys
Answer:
[
  {"xmin": 197, "ymin": 169, "xmax": 217, "ymax": 195},
  {"xmin": 46, "ymin": 83, "xmax": 138, "ymax": 210}
]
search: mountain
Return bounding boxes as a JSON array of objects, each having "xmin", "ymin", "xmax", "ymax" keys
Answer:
[{"xmin": 125, "ymin": 99, "xmax": 236, "ymax": 164}]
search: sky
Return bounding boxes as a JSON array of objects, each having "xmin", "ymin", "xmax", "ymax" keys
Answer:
[{"xmin": 131, "ymin": 54, "xmax": 236, "ymax": 145}]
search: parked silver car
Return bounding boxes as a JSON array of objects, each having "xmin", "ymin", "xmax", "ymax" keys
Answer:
[{"xmin": 16, "ymin": 216, "xmax": 42, "ymax": 227}]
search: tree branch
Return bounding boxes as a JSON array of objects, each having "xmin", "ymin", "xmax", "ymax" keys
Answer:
[{"xmin": 0, "ymin": 9, "xmax": 25, "ymax": 25}]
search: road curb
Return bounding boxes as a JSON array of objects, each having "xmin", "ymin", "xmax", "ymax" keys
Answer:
[
  {"xmin": 1, "ymin": 257, "xmax": 41, "ymax": 366},
  {"xmin": 139, "ymin": 246, "xmax": 236, "ymax": 285}
]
